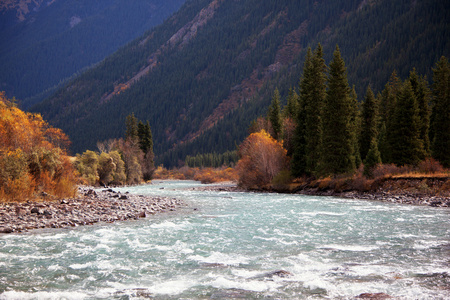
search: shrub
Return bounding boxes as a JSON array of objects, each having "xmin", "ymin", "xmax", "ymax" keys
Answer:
[
  {"xmin": 0, "ymin": 93, "xmax": 77, "ymax": 201},
  {"xmin": 417, "ymin": 158, "xmax": 444, "ymax": 174},
  {"xmin": 237, "ymin": 130, "xmax": 288, "ymax": 189}
]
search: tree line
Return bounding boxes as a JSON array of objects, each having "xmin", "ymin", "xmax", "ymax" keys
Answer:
[
  {"xmin": 237, "ymin": 45, "xmax": 449, "ymax": 187},
  {"xmin": 75, "ymin": 113, "xmax": 155, "ymax": 186}
]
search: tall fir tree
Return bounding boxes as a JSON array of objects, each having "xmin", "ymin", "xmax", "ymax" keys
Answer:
[
  {"xmin": 359, "ymin": 86, "xmax": 379, "ymax": 161},
  {"xmin": 363, "ymin": 137, "xmax": 382, "ymax": 178},
  {"xmin": 321, "ymin": 45, "xmax": 356, "ymax": 175},
  {"xmin": 350, "ymin": 86, "xmax": 361, "ymax": 168},
  {"xmin": 282, "ymin": 87, "xmax": 299, "ymax": 119},
  {"xmin": 409, "ymin": 69, "xmax": 431, "ymax": 157},
  {"xmin": 378, "ymin": 71, "xmax": 401, "ymax": 163},
  {"xmin": 268, "ymin": 88, "xmax": 282, "ymax": 140},
  {"xmin": 137, "ymin": 121, "xmax": 154, "ymax": 155},
  {"xmin": 430, "ymin": 56, "xmax": 450, "ymax": 167},
  {"xmin": 291, "ymin": 48, "xmax": 312, "ymax": 177},
  {"xmin": 125, "ymin": 113, "xmax": 139, "ymax": 142},
  {"xmin": 304, "ymin": 43, "xmax": 327, "ymax": 176},
  {"xmin": 390, "ymin": 81, "xmax": 424, "ymax": 166}
]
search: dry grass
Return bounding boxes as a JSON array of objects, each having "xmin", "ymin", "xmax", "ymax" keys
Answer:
[{"xmin": 153, "ymin": 166, "xmax": 238, "ymax": 183}]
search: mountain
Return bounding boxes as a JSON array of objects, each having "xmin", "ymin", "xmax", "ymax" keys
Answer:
[
  {"xmin": 0, "ymin": 0, "xmax": 186, "ymax": 108},
  {"xmin": 31, "ymin": 0, "xmax": 449, "ymax": 167}
]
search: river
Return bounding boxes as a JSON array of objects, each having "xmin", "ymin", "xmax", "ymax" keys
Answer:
[{"xmin": 0, "ymin": 180, "xmax": 449, "ymax": 299}]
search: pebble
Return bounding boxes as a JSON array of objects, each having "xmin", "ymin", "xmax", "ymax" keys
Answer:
[{"xmin": 0, "ymin": 186, "xmax": 184, "ymax": 234}]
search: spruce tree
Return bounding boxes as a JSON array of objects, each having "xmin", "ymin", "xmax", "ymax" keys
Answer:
[
  {"xmin": 409, "ymin": 69, "xmax": 431, "ymax": 157},
  {"xmin": 321, "ymin": 45, "xmax": 355, "ymax": 175},
  {"xmin": 359, "ymin": 86, "xmax": 379, "ymax": 161},
  {"xmin": 304, "ymin": 44, "xmax": 327, "ymax": 175},
  {"xmin": 268, "ymin": 88, "xmax": 282, "ymax": 140},
  {"xmin": 282, "ymin": 87, "xmax": 299, "ymax": 119},
  {"xmin": 378, "ymin": 71, "xmax": 401, "ymax": 163},
  {"xmin": 390, "ymin": 81, "xmax": 424, "ymax": 166},
  {"xmin": 291, "ymin": 48, "xmax": 312, "ymax": 177},
  {"xmin": 125, "ymin": 113, "xmax": 138, "ymax": 142},
  {"xmin": 138, "ymin": 121, "xmax": 153, "ymax": 154},
  {"xmin": 350, "ymin": 86, "xmax": 362, "ymax": 168},
  {"xmin": 430, "ymin": 56, "xmax": 450, "ymax": 167},
  {"xmin": 363, "ymin": 137, "xmax": 381, "ymax": 178}
]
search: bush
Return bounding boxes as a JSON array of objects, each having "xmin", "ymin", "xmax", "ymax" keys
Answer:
[
  {"xmin": 237, "ymin": 130, "xmax": 288, "ymax": 189},
  {"xmin": 417, "ymin": 158, "xmax": 444, "ymax": 174},
  {"xmin": 0, "ymin": 93, "xmax": 77, "ymax": 201}
]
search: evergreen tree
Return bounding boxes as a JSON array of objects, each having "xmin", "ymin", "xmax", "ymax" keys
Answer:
[
  {"xmin": 363, "ymin": 137, "xmax": 381, "ymax": 178},
  {"xmin": 282, "ymin": 87, "xmax": 299, "ymax": 119},
  {"xmin": 409, "ymin": 69, "xmax": 431, "ymax": 157},
  {"xmin": 138, "ymin": 121, "xmax": 154, "ymax": 154},
  {"xmin": 268, "ymin": 88, "xmax": 282, "ymax": 140},
  {"xmin": 377, "ymin": 121, "xmax": 389, "ymax": 163},
  {"xmin": 430, "ymin": 56, "xmax": 450, "ymax": 167},
  {"xmin": 125, "ymin": 113, "xmax": 138, "ymax": 142},
  {"xmin": 321, "ymin": 45, "xmax": 355, "ymax": 175},
  {"xmin": 291, "ymin": 48, "xmax": 312, "ymax": 177},
  {"xmin": 350, "ymin": 86, "xmax": 362, "ymax": 168},
  {"xmin": 378, "ymin": 71, "xmax": 401, "ymax": 163},
  {"xmin": 304, "ymin": 43, "xmax": 327, "ymax": 175},
  {"xmin": 390, "ymin": 81, "xmax": 424, "ymax": 166},
  {"xmin": 359, "ymin": 86, "xmax": 379, "ymax": 161}
]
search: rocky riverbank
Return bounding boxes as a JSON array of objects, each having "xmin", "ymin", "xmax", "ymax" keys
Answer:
[
  {"xmin": 196, "ymin": 180, "xmax": 450, "ymax": 208},
  {"xmin": 0, "ymin": 186, "xmax": 184, "ymax": 234}
]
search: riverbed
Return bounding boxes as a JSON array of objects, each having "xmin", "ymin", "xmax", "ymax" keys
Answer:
[{"xmin": 1, "ymin": 180, "xmax": 449, "ymax": 299}]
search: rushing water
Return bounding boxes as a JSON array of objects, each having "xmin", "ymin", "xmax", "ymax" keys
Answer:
[{"xmin": 0, "ymin": 180, "xmax": 449, "ymax": 299}]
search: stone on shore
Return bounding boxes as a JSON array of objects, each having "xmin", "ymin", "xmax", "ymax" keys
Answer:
[{"xmin": 0, "ymin": 186, "xmax": 184, "ymax": 234}]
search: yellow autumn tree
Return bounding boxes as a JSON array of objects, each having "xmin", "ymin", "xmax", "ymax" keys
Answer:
[
  {"xmin": 0, "ymin": 92, "xmax": 77, "ymax": 201},
  {"xmin": 237, "ymin": 130, "xmax": 289, "ymax": 189}
]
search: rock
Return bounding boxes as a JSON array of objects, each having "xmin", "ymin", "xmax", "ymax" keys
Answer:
[
  {"xmin": 251, "ymin": 270, "xmax": 293, "ymax": 280},
  {"xmin": 0, "ymin": 227, "xmax": 14, "ymax": 233},
  {"xmin": 138, "ymin": 211, "xmax": 146, "ymax": 218},
  {"xmin": 119, "ymin": 195, "xmax": 128, "ymax": 200},
  {"xmin": 43, "ymin": 210, "xmax": 52, "ymax": 216},
  {"xmin": 356, "ymin": 293, "xmax": 392, "ymax": 299},
  {"xmin": 430, "ymin": 201, "xmax": 442, "ymax": 207},
  {"xmin": 30, "ymin": 207, "xmax": 42, "ymax": 214}
]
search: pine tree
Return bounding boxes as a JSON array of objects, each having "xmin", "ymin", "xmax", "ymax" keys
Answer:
[
  {"xmin": 430, "ymin": 56, "xmax": 450, "ymax": 167},
  {"xmin": 268, "ymin": 88, "xmax": 282, "ymax": 140},
  {"xmin": 138, "ymin": 121, "xmax": 153, "ymax": 154},
  {"xmin": 125, "ymin": 113, "xmax": 138, "ymax": 142},
  {"xmin": 378, "ymin": 71, "xmax": 401, "ymax": 163},
  {"xmin": 359, "ymin": 86, "xmax": 379, "ymax": 161},
  {"xmin": 363, "ymin": 137, "xmax": 381, "ymax": 178},
  {"xmin": 390, "ymin": 81, "xmax": 424, "ymax": 166},
  {"xmin": 321, "ymin": 45, "xmax": 356, "ymax": 175},
  {"xmin": 304, "ymin": 43, "xmax": 327, "ymax": 175},
  {"xmin": 350, "ymin": 86, "xmax": 361, "ymax": 168},
  {"xmin": 291, "ymin": 48, "xmax": 312, "ymax": 177},
  {"xmin": 282, "ymin": 87, "xmax": 299, "ymax": 119},
  {"xmin": 409, "ymin": 69, "xmax": 431, "ymax": 157}
]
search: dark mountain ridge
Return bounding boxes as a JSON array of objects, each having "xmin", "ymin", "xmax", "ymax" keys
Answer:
[
  {"xmin": 0, "ymin": 0, "xmax": 186, "ymax": 107},
  {"xmin": 31, "ymin": 0, "xmax": 449, "ymax": 167}
]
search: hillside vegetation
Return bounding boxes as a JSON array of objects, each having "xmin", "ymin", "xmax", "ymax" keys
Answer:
[
  {"xmin": 31, "ymin": 0, "xmax": 449, "ymax": 167},
  {"xmin": 0, "ymin": 0, "xmax": 186, "ymax": 107},
  {"xmin": 0, "ymin": 92, "xmax": 77, "ymax": 201}
]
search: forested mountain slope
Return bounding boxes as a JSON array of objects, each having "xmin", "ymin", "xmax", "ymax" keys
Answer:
[
  {"xmin": 32, "ymin": 0, "xmax": 449, "ymax": 167},
  {"xmin": 0, "ymin": 0, "xmax": 186, "ymax": 107}
]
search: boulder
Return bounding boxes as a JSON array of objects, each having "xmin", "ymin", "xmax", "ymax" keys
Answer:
[{"xmin": 356, "ymin": 293, "xmax": 392, "ymax": 299}]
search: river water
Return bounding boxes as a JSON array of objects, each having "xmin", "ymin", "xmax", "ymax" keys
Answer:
[{"xmin": 0, "ymin": 180, "xmax": 449, "ymax": 299}]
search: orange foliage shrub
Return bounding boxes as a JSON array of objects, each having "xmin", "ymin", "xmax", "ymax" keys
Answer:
[
  {"xmin": 194, "ymin": 167, "xmax": 238, "ymax": 184},
  {"xmin": 0, "ymin": 92, "xmax": 77, "ymax": 201},
  {"xmin": 417, "ymin": 158, "xmax": 445, "ymax": 174},
  {"xmin": 236, "ymin": 130, "xmax": 288, "ymax": 189}
]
